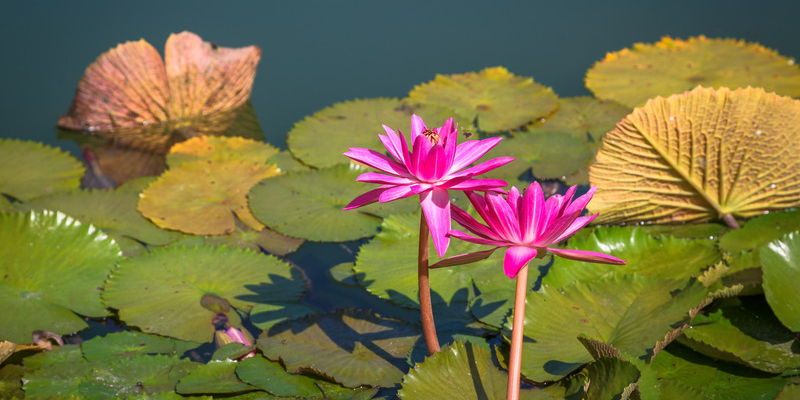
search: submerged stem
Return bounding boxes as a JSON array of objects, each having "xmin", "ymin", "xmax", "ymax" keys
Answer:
[
  {"xmin": 418, "ymin": 213, "xmax": 440, "ymax": 355},
  {"xmin": 507, "ymin": 264, "xmax": 528, "ymax": 400}
]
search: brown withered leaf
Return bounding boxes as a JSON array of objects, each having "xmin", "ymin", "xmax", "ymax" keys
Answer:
[
  {"xmin": 589, "ymin": 86, "xmax": 800, "ymax": 226},
  {"xmin": 57, "ymin": 31, "xmax": 260, "ymax": 131}
]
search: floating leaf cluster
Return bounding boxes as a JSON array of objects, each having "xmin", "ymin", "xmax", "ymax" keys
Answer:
[{"xmin": 2, "ymin": 34, "xmax": 800, "ymax": 399}]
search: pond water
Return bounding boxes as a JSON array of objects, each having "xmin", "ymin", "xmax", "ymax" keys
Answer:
[{"xmin": 2, "ymin": 2, "xmax": 800, "ymax": 314}]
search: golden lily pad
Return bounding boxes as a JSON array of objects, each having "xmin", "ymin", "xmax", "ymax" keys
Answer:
[
  {"xmin": 407, "ymin": 66, "xmax": 559, "ymax": 132},
  {"xmin": 286, "ymin": 98, "xmax": 457, "ymax": 168},
  {"xmin": 589, "ymin": 86, "xmax": 800, "ymax": 226},
  {"xmin": 0, "ymin": 139, "xmax": 83, "ymax": 201},
  {"xmin": 138, "ymin": 160, "xmax": 280, "ymax": 235},
  {"xmin": 167, "ymin": 136, "xmax": 279, "ymax": 167},
  {"xmin": 586, "ymin": 36, "xmax": 800, "ymax": 107},
  {"xmin": 58, "ymin": 31, "xmax": 261, "ymax": 131}
]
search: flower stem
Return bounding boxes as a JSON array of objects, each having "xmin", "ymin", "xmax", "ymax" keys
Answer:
[
  {"xmin": 418, "ymin": 213, "xmax": 440, "ymax": 355},
  {"xmin": 507, "ymin": 264, "xmax": 528, "ymax": 400}
]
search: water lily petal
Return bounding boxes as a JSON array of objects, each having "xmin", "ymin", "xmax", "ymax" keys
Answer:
[
  {"xmin": 379, "ymin": 127, "xmax": 408, "ymax": 167},
  {"xmin": 447, "ymin": 229, "xmax": 509, "ymax": 247},
  {"xmin": 556, "ymin": 185, "xmax": 578, "ymax": 218},
  {"xmin": 546, "ymin": 247, "xmax": 626, "ymax": 265},
  {"xmin": 551, "ymin": 214, "xmax": 597, "ymax": 244},
  {"xmin": 450, "ymin": 137, "xmax": 504, "ymax": 171},
  {"xmin": 449, "ymin": 157, "xmax": 515, "ymax": 180},
  {"xmin": 379, "ymin": 185, "xmax": 415, "ymax": 203},
  {"xmin": 356, "ymin": 172, "xmax": 414, "ymax": 186},
  {"xmin": 485, "ymin": 191, "xmax": 521, "ymax": 242},
  {"xmin": 504, "ymin": 246, "xmax": 538, "ymax": 279},
  {"xmin": 420, "ymin": 187, "xmax": 452, "ymax": 258},
  {"xmin": 563, "ymin": 186, "xmax": 597, "ymax": 217},
  {"xmin": 411, "ymin": 114, "xmax": 427, "ymax": 143},
  {"xmin": 343, "ymin": 186, "xmax": 388, "ymax": 210},
  {"xmin": 520, "ymin": 181, "xmax": 544, "ymax": 243},
  {"xmin": 506, "ymin": 186, "xmax": 521, "ymax": 212},
  {"xmin": 450, "ymin": 204, "xmax": 504, "ymax": 241},
  {"xmin": 429, "ymin": 247, "xmax": 499, "ymax": 269},
  {"xmin": 344, "ymin": 148, "xmax": 412, "ymax": 177},
  {"xmin": 446, "ymin": 178, "xmax": 507, "ymax": 191},
  {"xmin": 411, "ymin": 133, "xmax": 434, "ymax": 179}
]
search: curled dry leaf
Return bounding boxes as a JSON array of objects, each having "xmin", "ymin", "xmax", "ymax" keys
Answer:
[
  {"xmin": 589, "ymin": 86, "xmax": 800, "ymax": 226},
  {"xmin": 57, "ymin": 31, "xmax": 261, "ymax": 132}
]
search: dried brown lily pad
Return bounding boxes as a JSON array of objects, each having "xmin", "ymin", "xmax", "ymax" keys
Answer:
[
  {"xmin": 57, "ymin": 31, "xmax": 260, "ymax": 132},
  {"xmin": 586, "ymin": 36, "xmax": 800, "ymax": 107},
  {"xmin": 589, "ymin": 86, "xmax": 800, "ymax": 226}
]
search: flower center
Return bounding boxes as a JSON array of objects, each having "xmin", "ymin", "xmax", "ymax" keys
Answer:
[{"xmin": 422, "ymin": 129, "xmax": 441, "ymax": 145}]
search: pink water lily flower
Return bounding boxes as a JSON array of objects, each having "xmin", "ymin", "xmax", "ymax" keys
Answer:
[
  {"xmin": 448, "ymin": 182, "xmax": 625, "ymax": 278},
  {"xmin": 344, "ymin": 114, "xmax": 514, "ymax": 257}
]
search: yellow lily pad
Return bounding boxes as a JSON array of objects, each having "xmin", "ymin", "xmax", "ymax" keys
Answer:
[
  {"xmin": 407, "ymin": 66, "xmax": 559, "ymax": 132},
  {"xmin": 589, "ymin": 86, "xmax": 800, "ymax": 225},
  {"xmin": 167, "ymin": 136, "xmax": 279, "ymax": 168},
  {"xmin": 138, "ymin": 160, "xmax": 280, "ymax": 235},
  {"xmin": 586, "ymin": 36, "xmax": 800, "ymax": 107}
]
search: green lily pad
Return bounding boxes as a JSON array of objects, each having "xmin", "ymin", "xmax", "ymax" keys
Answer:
[
  {"xmin": 265, "ymin": 150, "xmax": 312, "ymax": 174},
  {"xmin": 0, "ymin": 195, "xmax": 11, "ymax": 212},
  {"xmin": 79, "ymin": 355, "xmax": 199, "ymax": 399},
  {"xmin": 257, "ymin": 309, "xmax": 419, "ymax": 388},
  {"xmin": 649, "ymin": 343, "xmax": 786, "ymax": 400},
  {"xmin": 399, "ymin": 341, "xmax": 557, "ymax": 400},
  {"xmin": 139, "ymin": 159, "xmax": 281, "ymax": 235},
  {"xmin": 719, "ymin": 209, "xmax": 800, "ymax": 253},
  {"xmin": 760, "ymin": 232, "xmax": 800, "ymax": 331},
  {"xmin": 211, "ymin": 342, "xmax": 255, "ymax": 361},
  {"xmin": 249, "ymin": 164, "xmax": 416, "ymax": 242},
  {"xmin": 81, "ymin": 331, "xmax": 200, "ymax": 362},
  {"xmin": 0, "ymin": 138, "xmax": 84, "ymax": 201},
  {"xmin": 469, "ymin": 271, "xmax": 540, "ymax": 329},
  {"xmin": 354, "ymin": 211, "xmax": 511, "ymax": 309},
  {"xmin": 177, "ymin": 217, "xmax": 305, "ymax": 257},
  {"xmin": 286, "ymin": 97, "xmax": 457, "ymax": 168},
  {"xmin": 527, "ymin": 96, "xmax": 631, "ymax": 143},
  {"xmin": 582, "ymin": 357, "xmax": 640, "ymax": 400},
  {"xmin": 511, "ymin": 274, "xmax": 707, "ymax": 382},
  {"xmin": 236, "ymin": 354, "xmax": 324, "ymax": 398},
  {"xmin": 250, "ymin": 302, "xmax": 318, "ymax": 330},
  {"xmin": 176, "ymin": 359, "xmax": 257, "ymax": 395},
  {"xmin": 478, "ymin": 131, "xmax": 594, "ymax": 181},
  {"xmin": 103, "ymin": 245, "xmax": 306, "ymax": 343},
  {"xmin": 22, "ymin": 345, "xmax": 89, "ymax": 399},
  {"xmin": 639, "ymin": 222, "xmax": 729, "ymax": 240},
  {"xmin": 586, "ymin": 36, "xmax": 800, "ymax": 107},
  {"xmin": 543, "ymin": 227, "xmax": 720, "ymax": 289},
  {"xmin": 18, "ymin": 178, "xmax": 179, "ymax": 251},
  {"xmin": 407, "ymin": 66, "xmax": 559, "ymax": 133},
  {"xmin": 166, "ymin": 136, "xmax": 280, "ymax": 168},
  {"xmin": 0, "ymin": 364, "xmax": 24, "ymax": 399},
  {"xmin": 0, "ymin": 211, "xmax": 122, "ymax": 343},
  {"xmin": 777, "ymin": 384, "xmax": 800, "ymax": 400},
  {"xmin": 678, "ymin": 298, "xmax": 800, "ymax": 373}
]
